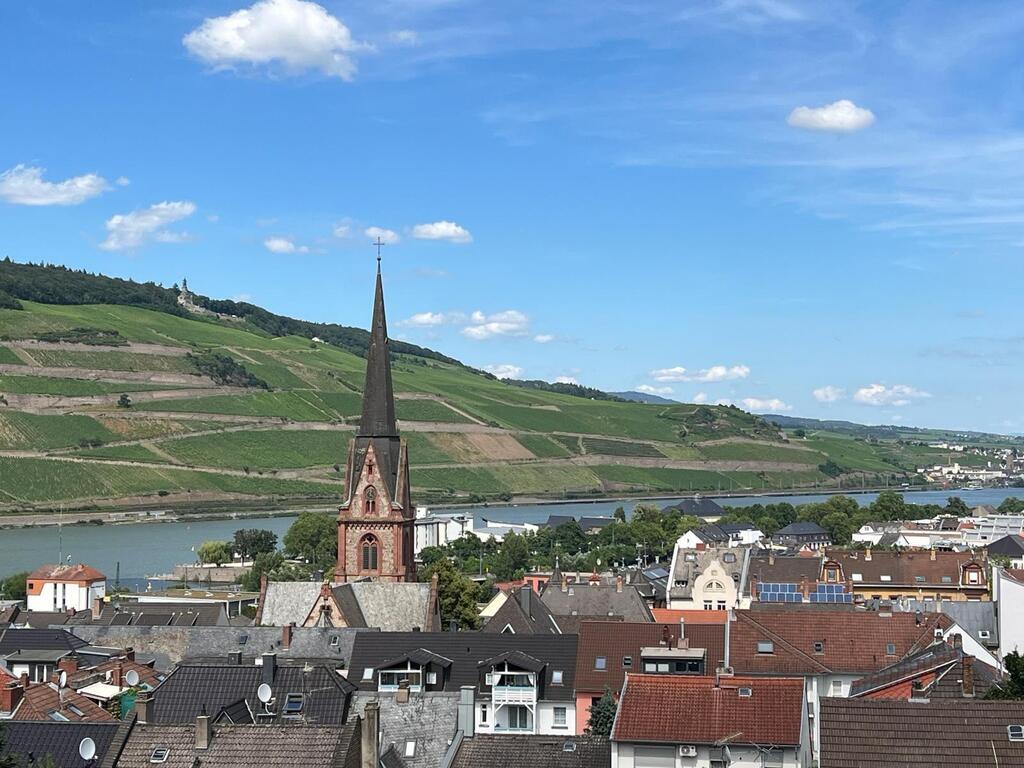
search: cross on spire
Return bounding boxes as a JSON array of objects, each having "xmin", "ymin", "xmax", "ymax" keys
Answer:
[{"xmin": 373, "ymin": 236, "xmax": 385, "ymax": 269}]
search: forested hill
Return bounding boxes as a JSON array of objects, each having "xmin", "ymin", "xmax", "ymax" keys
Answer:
[{"xmin": 0, "ymin": 258, "xmax": 459, "ymax": 364}]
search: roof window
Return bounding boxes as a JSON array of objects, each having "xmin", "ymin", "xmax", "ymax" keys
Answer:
[
  {"xmin": 563, "ymin": 742, "xmax": 577, "ymax": 753},
  {"xmin": 757, "ymin": 641, "xmax": 774, "ymax": 654},
  {"xmin": 813, "ymin": 642, "xmax": 824, "ymax": 654},
  {"xmin": 880, "ymin": 575, "xmax": 892, "ymax": 582},
  {"xmin": 738, "ymin": 687, "xmax": 752, "ymax": 697},
  {"xmin": 150, "ymin": 748, "xmax": 170, "ymax": 764},
  {"xmin": 941, "ymin": 576, "xmax": 952, "ymax": 583},
  {"xmin": 622, "ymin": 656, "xmax": 633, "ymax": 668},
  {"xmin": 852, "ymin": 573, "xmax": 863, "ymax": 581},
  {"xmin": 915, "ymin": 576, "xmax": 925, "ymax": 583},
  {"xmin": 283, "ymin": 693, "xmax": 304, "ymax": 715},
  {"xmin": 1009, "ymin": 725, "xmax": 1024, "ymax": 742},
  {"xmin": 552, "ymin": 670, "xmax": 564, "ymax": 685},
  {"xmin": 886, "ymin": 643, "xmax": 896, "ymax": 655},
  {"xmin": 362, "ymin": 667, "xmax": 374, "ymax": 681},
  {"xmin": 594, "ymin": 656, "xmax": 607, "ymax": 670},
  {"xmin": 404, "ymin": 741, "xmax": 416, "ymax": 757}
]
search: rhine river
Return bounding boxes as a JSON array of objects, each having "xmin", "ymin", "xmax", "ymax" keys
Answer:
[{"xmin": 0, "ymin": 489, "xmax": 1020, "ymax": 584}]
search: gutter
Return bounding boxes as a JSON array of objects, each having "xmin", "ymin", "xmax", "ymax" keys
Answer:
[{"xmin": 439, "ymin": 730, "xmax": 464, "ymax": 768}]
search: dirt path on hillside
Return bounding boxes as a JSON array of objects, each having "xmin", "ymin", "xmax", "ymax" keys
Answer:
[
  {"xmin": 0, "ymin": 364, "xmax": 211, "ymax": 385},
  {"xmin": 694, "ymin": 436, "xmax": 821, "ymax": 453},
  {"xmin": 3, "ymin": 387, "xmax": 240, "ymax": 413},
  {"xmin": 6, "ymin": 340, "xmax": 189, "ymax": 355}
]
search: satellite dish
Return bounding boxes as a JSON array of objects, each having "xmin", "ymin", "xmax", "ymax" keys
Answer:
[
  {"xmin": 79, "ymin": 737, "xmax": 96, "ymax": 761},
  {"xmin": 257, "ymin": 683, "xmax": 273, "ymax": 704},
  {"xmin": 58, "ymin": 670, "xmax": 68, "ymax": 689},
  {"xmin": 125, "ymin": 670, "xmax": 140, "ymax": 687}
]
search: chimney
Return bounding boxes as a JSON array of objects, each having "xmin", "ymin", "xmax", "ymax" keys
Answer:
[
  {"xmin": 19, "ymin": 673, "xmax": 29, "ymax": 690},
  {"xmin": 195, "ymin": 714, "xmax": 212, "ymax": 750},
  {"xmin": 135, "ymin": 692, "xmax": 151, "ymax": 724},
  {"xmin": 615, "ymin": 575, "xmax": 623, "ymax": 594},
  {"xmin": 865, "ymin": 548, "xmax": 872, "ymax": 561},
  {"xmin": 124, "ymin": 647, "xmax": 135, "ymax": 662},
  {"xmin": 678, "ymin": 617, "xmax": 686, "ymax": 644},
  {"xmin": 561, "ymin": 577, "xmax": 568, "ymax": 593},
  {"xmin": 519, "ymin": 583, "xmax": 532, "ymax": 617},
  {"xmin": 261, "ymin": 653, "xmax": 277, "ymax": 686},
  {"xmin": 396, "ymin": 679, "xmax": 410, "ymax": 704},
  {"xmin": 952, "ymin": 633, "xmax": 963, "ymax": 650},
  {"xmin": 800, "ymin": 578, "xmax": 809, "ymax": 600},
  {"xmin": 723, "ymin": 610, "xmax": 732, "ymax": 670},
  {"xmin": 112, "ymin": 662, "xmax": 124, "ymax": 688},
  {"xmin": 768, "ymin": 549, "xmax": 776, "ymax": 566},
  {"xmin": 282, "ymin": 623, "xmax": 294, "ymax": 651},
  {"xmin": 961, "ymin": 656, "xmax": 975, "ymax": 698},
  {"xmin": 448, "ymin": 619, "xmax": 458, "ymax": 633},
  {"xmin": 0, "ymin": 681, "xmax": 23, "ymax": 714},
  {"xmin": 361, "ymin": 701, "xmax": 380, "ymax": 768},
  {"xmin": 58, "ymin": 655, "xmax": 80, "ymax": 674},
  {"xmin": 661, "ymin": 625, "xmax": 670, "ymax": 646},
  {"xmin": 930, "ymin": 548, "xmax": 937, "ymax": 561},
  {"xmin": 457, "ymin": 686, "xmax": 475, "ymax": 737},
  {"xmin": 92, "ymin": 597, "xmax": 103, "ymax": 620},
  {"xmin": 915, "ymin": 610, "xmax": 922, "ymax": 627}
]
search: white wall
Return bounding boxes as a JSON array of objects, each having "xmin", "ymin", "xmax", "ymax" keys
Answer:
[
  {"xmin": 536, "ymin": 700, "xmax": 576, "ymax": 735},
  {"xmin": 27, "ymin": 579, "xmax": 104, "ymax": 612},
  {"xmin": 997, "ymin": 568, "xmax": 1024, "ymax": 660},
  {"xmin": 612, "ymin": 742, "xmax": 799, "ymax": 768}
]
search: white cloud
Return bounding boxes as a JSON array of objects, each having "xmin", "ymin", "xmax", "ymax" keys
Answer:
[
  {"xmin": 555, "ymin": 375, "xmax": 578, "ymax": 385},
  {"xmin": 812, "ymin": 385, "xmax": 845, "ymax": 403},
  {"xmin": 399, "ymin": 311, "xmax": 465, "ymax": 328},
  {"xmin": 692, "ymin": 392, "xmax": 708, "ymax": 404},
  {"xmin": 650, "ymin": 364, "xmax": 750, "ymax": 383},
  {"xmin": 264, "ymin": 236, "xmax": 308, "ymax": 254},
  {"xmin": 365, "ymin": 226, "xmax": 400, "ymax": 244},
  {"xmin": 99, "ymin": 201, "xmax": 196, "ymax": 251},
  {"xmin": 741, "ymin": 397, "xmax": 792, "ymax": 412},
  {"xmin": 484, "ymin": 363, "xmax": 523, "ymax": 379},
  {"xmin": 412, "ymin": 220, "xmax": 473, "ymax": 243},
  {"xmin": 637, "ymin": 384, "xmax": 674, "ymax": 396},
  {"xmin": 786, "ymin": 99, "xmax": 875, "ymax": 133},
  {"xmin": 0, "ymin": 165, "xmax": 110, "ymax": 206},
  {"xmin": 389, "ymin": 29, "xmax": 418, "ymax": 46},
  {"xmin": 332, "ymin": 223, "xmax": 351, "ymax": 238},
  {"xmin": 853, "ymin": 383, "xmax": 931, "ymax": 407},
  {"xmin": 183, "ymin": 0, "xmax": 368, "ymax": 81},
  {"xmin": 462, "ymin": 310, "xmax": 530, "ymax": 340},
  {"xmin": 534, "ymin": 334, "xmax": 555, "ymax": 344},
  {"xmin": 115, "ymin": 176, "xmax": 131, "ymax": 187}
]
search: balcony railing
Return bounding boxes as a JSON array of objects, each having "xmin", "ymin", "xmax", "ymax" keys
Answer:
[{"xmin": 492, "ymin": 686, "xmax": 536, "ymax": 705}]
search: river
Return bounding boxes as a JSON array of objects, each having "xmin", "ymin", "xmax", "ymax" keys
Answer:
[{"xmin": 0, "ymin": 488, "xmax": 1020, "ymax": 583}]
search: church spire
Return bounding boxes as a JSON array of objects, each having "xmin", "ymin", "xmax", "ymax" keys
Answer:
[{"xmin": 358, "ymin": 259, "xmax": 398, "ymax": 437}]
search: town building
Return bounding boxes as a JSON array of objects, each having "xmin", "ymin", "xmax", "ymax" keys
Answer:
[
  {"xmin": 482, "ymin": 585, "xmax": 563, "ymax": 635},
  {"xmin": 26, "ymin": 564, "xmax": 106, "ymax": 614},
  {"xmin": 451, "ymin": 734, "xmax": 610, "ymax": 768},
  {"xmin": 660, "ymin": 498, "xmax": 725, "ymax": 520},
  {"xmin": 336, "ymin": 262, "xmax": 416, "ymax": 583},
  {"xmin": 987, "ymin": 534, "xmax": 1024, "ymax": 567},
  {"xmin": 539, "ymin": 570, "xmax": 654, "ymax": 629},
  {"xmin": 773, "ymin": 521, "xmax": 832, "ymax": 550},
  {"xmin": 674, "ymin": 522, "xmax": 763, "ymax": 550},
  {"xmin": 666, "ymin": 545, "xmax": 749, "ymax": 610}
]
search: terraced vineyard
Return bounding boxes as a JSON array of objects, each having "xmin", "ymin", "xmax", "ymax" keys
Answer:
[{"xmin": 0, "ymin": 293, "xmax": 943, "ymax": 513}]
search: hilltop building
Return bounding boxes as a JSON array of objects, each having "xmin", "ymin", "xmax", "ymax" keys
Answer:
[
  {"xmin": 25, "ymin": 564, "xmax": 105, "ymax": 613},
  {"xmin": 336, "ymin": 262, "xmax": 416, "ymax": 583}
]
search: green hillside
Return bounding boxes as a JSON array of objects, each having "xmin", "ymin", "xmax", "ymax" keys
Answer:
[{"xmin": 0, "ymin": 268, "xmax": 959, "ymax": 513}]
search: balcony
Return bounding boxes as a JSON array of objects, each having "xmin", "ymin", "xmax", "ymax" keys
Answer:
[{"xmin": 492, "ymin": 685, "xmax": 537, "ymax": 705}]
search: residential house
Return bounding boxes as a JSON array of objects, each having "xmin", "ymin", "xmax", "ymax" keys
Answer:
[
  {"xmin": 819, "ymin": 699, "xmax": 1024, "ymax": 767},
  {"xmin": 987, "ymin": 534, "xmax": 1024, "ymax": 567},
  {"xmin": 545, "ymin": 515, "xmax": 615, "ymax": 534},
  {"xmin": 964, "ymin": 513, "xmax": 1024, "ymax": 547},
  {"xmin": 746, "ymin": 552, "xmax": 836, "ymax": 604},
  {"xmin": 611, "ymin": 673, "xmax": 810, "ymax": 768},
  {"xmin": 26, "ymin": 564, "xmax": 106, "ymax": 614},
  {"xmin": 0, "ymin": 670, "xmax": 115, "ymax": 722},
  {"xmin": 660, "ymin": 498, "xmax": 725, "ymax": 520},
  {"xmin": 674, "ymin": 523, "xmax": 763, "ymax": 550},
  {"xmin": 0, "ymin": 628, "xmax": 90, "ymax": 682},
  {"xmin": 847, "ymin": 641, "xmax": 999, "ymax": 700},
  {"xmin": 773, "ymin": 522, "xmax": 832, "ymax": 550},
  {"xmin": 994, "ymin": 567, "xmax": 1024, "ymax": 659},
  {"xmin": 666, "ymin": 545, "xmax": 749, "ymax": 610},
  {"xmin": 256, "ymin": 578, "xmax": 440, "ymax": 632},
  {"xmin": 574, "ymin": 620, "xmax": 725, "ymax": 734},
  {"xmin": 626, "ymin": 565, "xmax": 670, "ymax": 610},
  {"xmin": 451, "ymin": 734, "xmax": 610, "ymax": 768},
  {"xmin": 822, "ymin": 549, "xmax": 988, "ymax": 602},
  {"xmin": 349, "ymin": 690, "xmax": 459, "ymax": 768},
  {"xmin": 140, "ymin": 653, "xmax": 355, "ymax": 725},
  {"xmin": 852, "ymin": 522, "xmax": 902, "ymax": 547},
  {"xmin": 0, "ymin": 721, "xmax": 126, "ymax": 768},
  {"xmin": 540, "ymin": 575, "xmax": 654, "ymax": 629},
  {"xmin": 898, "ymin": 599, "xmax": 1000, "ymax": 659},
  {"xmin": 89, "ymin": 601, "xmax": 229, "ymax": 627},
  {"xmin": 347, "ymin": 632, "xmax": 578, "ymax": 736},
  {"xmin": 483, "ymin": 585, "xmax": 563, "ymax": 634}
]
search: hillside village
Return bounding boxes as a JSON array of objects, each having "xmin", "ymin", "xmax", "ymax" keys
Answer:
[{"xmin": 2, "ymin": 265, "xmax": 1024, "ymax": 768}]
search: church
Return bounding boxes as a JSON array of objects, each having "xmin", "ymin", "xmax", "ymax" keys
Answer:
[{"xmin": 335, "ymin": 261, "xmax": 417, "ymax": 583}]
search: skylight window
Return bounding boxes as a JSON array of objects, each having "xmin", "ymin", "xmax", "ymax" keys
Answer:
[
  {"xmin": 67, "ymin": 704, "xmax": 85, "ymax": 717},
  {"xmin": 404, "ymin": 741, "xmax": 416, "ymax": 757},
  {"xmin": 852, "ymin": 573, "xmax": 863, "ymax": 581},
  {"xmin": 552, "ymin": 670, "xmax": 564, "ymax": 685},
  {"xmin": 283, "ymin": 693, "xmax": 303, "ymax": 715},
  {"xmin": 813, "ymin": 642, "xmax": 824, "ymax": 654},
  {"xmin": 594, "ymin": 656, "xmax": 607, "ymax": 670},
  {"xmin": 757, "ymin": 642, "xmax": 774, "ymax": 654},
  {"xmin": 362, "ymin": 667, "xmax": 374, "ymax": 681},
  {"xmin": 886, "ymin": 643, "xmax": 896, "ymax": 655},
  {"xmin": 149, "ymin": 748, "xmax": 170, "ymax": 764},
  {"xmin": 47, "ymin": 710, "xmax": 69, "ymax": 722},
  {"xmin": 622, "ymin": 656, "xmax": 633, "ymax": 668},
  {"xmin": 942, "ymin": 576, "xmax": 952, "ymax": 583},
  {"xmin": 915, "ymin": 576, "xmax": 925, "ymax": 583},
  {"xmin": 738, "ymin": 688, "xmax": 752, "ymax": 697},
  {"xmin": 1009, "ymin": 725, "xmax": 1024, "ymax": 742},
  {"xmin": 880, "ymin": 575, "xmax": 892, "ymax": 582}
]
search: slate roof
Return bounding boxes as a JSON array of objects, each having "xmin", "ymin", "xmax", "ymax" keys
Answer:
[
  {"xmin": 900, "ymin": 599, "xmax": 999, "ymax": 648},
  {"xmin": 668, "ymin": 546, "xmax": 747, "ymax": 601},
  {"xmin": 775, "ymin": 521, "xmax": 830, "ymax": 538},
  {"xmin": 544, "ymin": 515, "xmax": 613, "ymax": 533},
  {"xmin": 540, "ymin": 583, "xmax": 652, "ymax": 623},
  {"xmin": 575, "ymin": 621, "xmax": 726, "ymax": 693},
  {"xmin": 482, "ymin": 587, "xmax": 562, "ymax": 635},
  {"xmin": 661, "ymin": 498, "xmax": 725, "ymax": 518},
  {"xmin": 335, "ymin": 582, "xmax": 437, "ymax": 632},
  {"xmin": 451, "ymin": 735, "xmax": 610, "ymax": 768},
  {"xmin": 819, "ymin": 698, "xmax": 1024, "ymax": 767},
  {"xmin": 147, "ymin": 659, "xmax": 356, "ymax": 725},
  {"xmin": 116, "ymin": 723, "xmax": 360, "ymax": 768},
  {"xmin": 7, "ymin": 610, "xmax": 73, "ymax": 628},
  {"xmin": 91, "ymin": 602, "xmax": 227, "ymax": 627},
  {"xmin": 258, "ymin": 582, "xmax": 322, "ymax": 627},
  {"xmin": 612, "ymin": 673, "xmax": 804, "ymax": 747},
  {"xmin": 28, "ymin": 564, "xmax": 106, "ymax": 582},
  {"xmin": 988, "ymin": 534, "xmax": 1024, "ymax": 557},
  {"xmin": 0, "ymin": 721, "xmax": 126, "ymax": 768},
  {"xmin": 351, "ymin": 691, "xmax": 458, "ymax": 768},
  {"xmin": 348, "ymin": 632, "xmax": 578, "ymax": 701},
  {"xmin": 0, "ymin": 628, "xmax": 89, "ymax": 655},
  {"xmin": 728, "ymin": 609, "xmax": 946, "ymax": 675},
  {"xmin": 849, "ymin": 644, "xmax": 999, "ymax": 699}
]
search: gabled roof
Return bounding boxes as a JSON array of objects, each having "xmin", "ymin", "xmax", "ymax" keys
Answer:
[
  {"xmin": 478, "ymin": 649, "xmax": 546, "ymax": 673},
  {"xmin": 482, "ymin": 587, "xmax": 561, "ymax": 635},
  {"xmin": 147, "ymin": 661, "xmax": 355, "ymax": 725},
  {"xmin": 27, "ymin": 564, "xmax": 106, "ymax": 582},
  {"xmin": 747, "ymin": 553, "xmax": 822, "ymax": 586},
  {"xmin": 849, "ymin": 643, "xmax": 998, "ymax": 699},
  {"xmin": 987, "ymin": 534, "xmax": 1024, "ymax": 557},
  {"xmin": 544, "ymin": 515, "xmax": 613, "ymax": 532},
  {"xmin": 348, "ymin": 632, "xmax": 578, "ymax": 701},
  {"xmin": 820, "ymin": 698, "xmax": 1024, "ymax": 767},
  {"xmin": 668, "ymin": 546, "xmax": 746, "ymax": 601},
  {"xmin": 824, "ymin": 550, "xmax": 986, "ymax": 587},
  {"xmin": 451, "ymin": 735, "xmax": 610, "ymax": 768},
  {"xmin": 352, "ymin": 691, "xmax": 458, "ymax": 768},
  {"xmin": 775, "ymin": 521, "xmax": 829, "ymax": 537},
  {"xmin": 661, "ymin": 498, "xmax": 725, "ymax": 518},
  {"xmin": 257, "ymin": 582, "xmax": 323, "ymax": 627},
  {"xmin": 0, "ymin": 628, "xmax": 89, "ymax": 655},
  {"xmin": 0, "ymin": 721, "xmax": 125, "ymax": 768},
  {"xmin": 11, "ymin": 681, "xmax": 116, "ymax": 722},
  {"xmin": 334, "ymin": 582, "xmax": 437, "ymax": 632},
  {"xmin": 612, "ymin": 673, "xmax": 803, "ymax": 747},
  {"xmin": 116, "ymin": 722, "xmax": 360, "ymax": 768},
  {"xmin": 92, "ymin": 602, "xmax": 227, "ymax": 627},
  {"xmin": 540, "ymin": 583, "xmax": 652, "ymax": 623},
  {"xmin": 575, "ymin": 621, "xmax": 726, "ymax": 694},
  {"xmin": 379, "ymin": 648, "xmax": 453, "ymax": 669},
  {"xmin": 900, "ymin": 599, "xmax": 999, "ymax": 648}
]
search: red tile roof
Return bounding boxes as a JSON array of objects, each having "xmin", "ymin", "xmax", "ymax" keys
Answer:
[
  {"xmin": 28, "ymin": 564, "xmax": 106, "ymax": 582},
  {"xmin": 14, "ymin": 682, "xmax": 115, "ymax": 722},
  {"xmin": 824, "ymin": 550, "xmax": 985, "ymax": 589},
  {"xmin": 612, "ymin": 674, "xmax": 803, "ymax": 746},
  {"xmin": 575, "ymin": 621, "xmax": 725, "ymax": 694},
  {"xmin": 729, "ymin": 609, "xmax": 944, "ymax": 675},
  {"xmin": 651, "ymin": 609, "xmax": 729, "ymax": 625}
]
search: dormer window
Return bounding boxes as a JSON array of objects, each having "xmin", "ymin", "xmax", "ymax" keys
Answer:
[
  {"xmin": 379, "ymin": 660, "xmax": 423, "ymax": 691},
  {"xmin": 825, "ymin": 567, "xmax": 839, "ymax": 583},
  {"xmin": 966, "ymin": 568, "xmax": 981, "ymax": 585}
]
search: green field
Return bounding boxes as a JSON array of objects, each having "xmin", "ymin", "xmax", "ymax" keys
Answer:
[
  {"xmin": 395, "ymin": 399, "xmax": 472, "ymax": 423},
  {"xmin": 134, "ymin": 391, "xmax": 346, "ymax": 421},
  {"xmin": 162, "ymin": 429, "xmax": 350, "ymax": 470},
  {"xmin": 0, "ymin": 412, "xmax": 115, "ymax": 450},
  {"xmin": 0, "ymin": 347, "xmax": 25, "ymax": 365},
  {"xmin": 0, "ymin": 375, "xmax": 179, "ymax": 396},
  {"xmin": 70, "ymin": 444, "xmax": 167, "ymax": 463},
  {"xmin": 581, "ymin": 437, "xmax": 666, "ymax": 457},
  {"xmin": 698, "ymin": 441, "xmax": 824, "ymax": 464},
  {"xmin": 514, "ymin": 433, "xmax": 573, "ymax": 458},
  {"xmin": 27, "ymin": 348, "xmax": 198, "ymax": 374}
]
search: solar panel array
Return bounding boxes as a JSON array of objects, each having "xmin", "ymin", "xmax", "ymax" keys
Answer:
[
  {"xmin": 810, "ymin": 583, "xmax": 854, "ymax": 603},
  {"xmin": 758, "ymin": 582, "xmax": 854, "ymax": 603}
]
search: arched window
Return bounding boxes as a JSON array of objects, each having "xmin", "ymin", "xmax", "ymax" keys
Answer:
[
  {"xmin": 361, "ymin": 535, "xmax": 379, "ymax": 571},
  {"xmin": 365, "ymin": 486, "xmax": 377, "ymax": 516},
  {"xmin": 705, "ymin": 580, "xmax": 725, "ymax": 592}
]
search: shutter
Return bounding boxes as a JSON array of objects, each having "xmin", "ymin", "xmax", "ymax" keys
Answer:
[{"xmin": 633, "ymin": 745, "xmax": 675, "ymax": 768}]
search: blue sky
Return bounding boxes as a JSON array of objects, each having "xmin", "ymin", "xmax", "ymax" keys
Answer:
[{"xmin": 2, "ymin": 1, "xmax": 1023, "ymax": 433}]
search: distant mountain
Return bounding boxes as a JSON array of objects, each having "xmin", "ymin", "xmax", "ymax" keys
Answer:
[
  {"xmin": 766, "ymin": 414, "xmax": 1021, "ymax": 444},
  {"xmin": 612, "ymin": 390, "xmax": 680, "ymax": 405}
]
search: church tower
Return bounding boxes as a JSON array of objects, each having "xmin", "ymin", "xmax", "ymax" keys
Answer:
[{"xmin": 336, "ymin": 261, "xmax": 416, "ymax": 583}]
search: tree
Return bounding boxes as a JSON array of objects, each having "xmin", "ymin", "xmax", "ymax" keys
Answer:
[
  {"xmin": 613, "ymin": 506, "xmax": 626, "ymax": 522},
  {"xmin": 492, "ymin": 532, "xmax": 531, "ymax": 581},
  {"xmin": 197, "ymin": 540, "xmax": 232, "ymax": 567},
  {"xmin": 116, "ymin": 393, "xmax": 132, "ymax": 408},
  {"xmin": 869, "ymin": 490, "xmax": 907, "ymax": 521},
  {"xmin": 999, "ymin": 497, "xmax": 1024, "ymax": 514},
  {"xmin": 793, "ymin": 428, "xmax": 806, "ymax": 438},
  {"xmin": 283, "ymin": 512, "xmax": 337, "ymax": 567},
  {"xmin": 232, "ymin": 529, "xmax": 278, "ymax": 562},
  {"xmin": 0, "ymin": 572, "xmax": 27, "ymax": 602},
  {"xmin": 585, "ymin": 687, "xmax": 618, "ymax": 737},
  {"xmin": 420, "ymin": 558, "xmax": 481, "ymax": 630},
  {"xmin": 987, "ymin": 652, "xmax": 1024, "ymax": 699},
  {"xmin": 945, "ymin": 496, "xmax": 969, "ymax": 516},
  {"xmin": 821, "ymin": 512, "xmax": 854, "ymax": 544}
]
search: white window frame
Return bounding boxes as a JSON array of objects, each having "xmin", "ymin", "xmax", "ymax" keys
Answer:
[{"xmin": 553, "ymin": 706, "xmax": 567, "ymax": 728}]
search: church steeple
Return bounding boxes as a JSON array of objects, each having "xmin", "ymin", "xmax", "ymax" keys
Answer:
[{"xmin": 358, "ymin": 261, "xmax": 398, "ymax": 437}]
